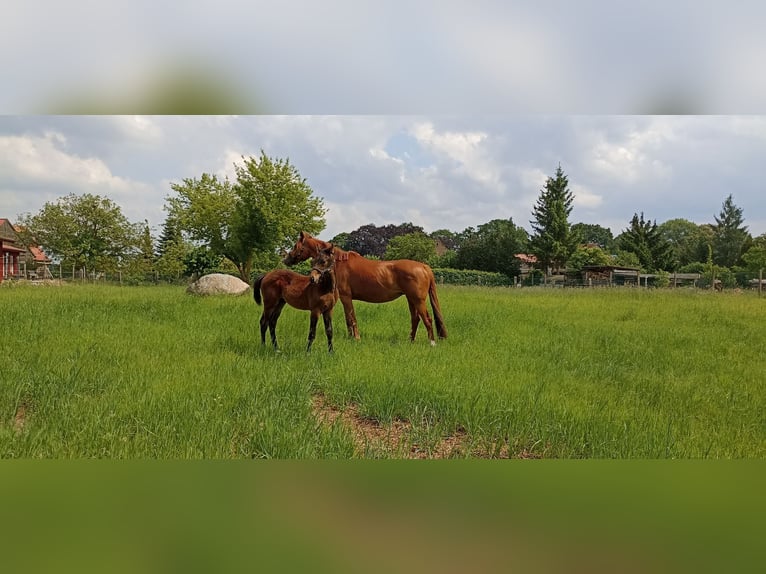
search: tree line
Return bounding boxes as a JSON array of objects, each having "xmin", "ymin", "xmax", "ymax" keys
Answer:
[{"xmin": 16, "ymin": 153, "xmax": 766, "ymax": 287}]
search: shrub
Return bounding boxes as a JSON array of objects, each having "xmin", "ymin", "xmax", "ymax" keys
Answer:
[{"xmin": 432, "ymin": 268, "xmax": 512, "ymax": 286}]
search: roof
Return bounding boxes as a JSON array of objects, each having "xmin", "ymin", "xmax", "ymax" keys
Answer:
[
  {"xmin": 582, "ymin": 265, "xmax": 641, "ymax": 273},
  {"xmin": 514, "ymin": 253, "xmax": 538, "ymax": 264},
  {"xmin": 28, "ymin": 245, "xmax": 51, "ymax": 263},
  {"xmin": 0, "ymin": 219, "xmax": 51, "ymax": 261},
  {"xmin": 0, "ymin": 241, "xmax": 24, "ymax": 253}
]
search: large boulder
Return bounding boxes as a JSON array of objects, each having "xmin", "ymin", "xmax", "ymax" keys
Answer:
[{"xmin": 187, "ymin": 273, "xmax": 250, "ymax": 296}]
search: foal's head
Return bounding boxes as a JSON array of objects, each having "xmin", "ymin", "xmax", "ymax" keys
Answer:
[{"xmin": 309, "ymin": 244, "xmax": 335, "ymax": 286}]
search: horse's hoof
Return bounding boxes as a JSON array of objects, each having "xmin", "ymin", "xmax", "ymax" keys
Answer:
[{"xmin": 430, "ymin": 340, "xmax": 436, "ymax": 347}]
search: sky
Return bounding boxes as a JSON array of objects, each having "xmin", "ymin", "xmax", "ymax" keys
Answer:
[
  {"xmin": 1, "ymin": 115, "xmax": 765, "ymax": 241},
  {"xmin": 2, "ymin": 3, "xmax": 766, "ymax": 242}
]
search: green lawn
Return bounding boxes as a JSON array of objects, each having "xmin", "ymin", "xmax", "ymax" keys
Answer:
[{"xmin": 1, "ymin": 283, "xmax": 764, "ymax": 458}]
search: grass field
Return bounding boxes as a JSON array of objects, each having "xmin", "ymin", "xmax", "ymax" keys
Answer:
[{"xmin": 1, "ymin": 282, "xmax": 764, "ymax": 458}]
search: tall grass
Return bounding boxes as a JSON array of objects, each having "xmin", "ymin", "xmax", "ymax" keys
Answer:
[{"xmin": 1, "ymin": 283, "xmax": 763, "ymax": 458}]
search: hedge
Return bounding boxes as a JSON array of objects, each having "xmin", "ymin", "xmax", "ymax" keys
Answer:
[{"xmin": 432, "ymin": 268, "xmax": 512, "ymax": 286}]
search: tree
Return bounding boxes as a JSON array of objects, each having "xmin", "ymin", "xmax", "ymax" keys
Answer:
[
  {"xmin": 617, "ymin": 212, "xmax": 673, "ymax": 272},
  {"xmin": 384, "ymin": 232, "xmax": 436, "ymax": 263},
  {"xmin": 570, "ymin": 222, "xmax": 614, "ymax": 251},
  {"xmin": 657, "ymin": 218, "xmax": 709, "ymax": 269},
  {"xmin": 122, "ymin": 220, "xmax": 156, "ymax": 281},
  {"xmin": 612, "ymin": 249, "xmax": 642, "ymax": 269},
  {"xmin": 345, "ymin": 222, "xmax": 425, "ymax": 258},
  {"xmin": 328, "ymin": 232, "xmax": 351, "ymax": 250},
  {"xmin": 183, "ymin": 246, "xmax": 222, "ymax": 280},
  {"xmin": 154, "ymin": 213, "xmax": 190, "ymax": 281},
  {"xmin": 454, "ymin": 218, "xmax": 529, "ymax": 278},
  {"xmin": 156, "ymin": 213, "xmax": 184, "ymax": 258},
  {"xmin": 529, "ymin": 164, "xmax": 578, "ymax": 273},
  {"xmin": 429, "ymin": 228, "xmax": 462, "ymax": 251},
  {"xmin": 17, "ymin": 193, "xmax": 137, "ymax": 273},
  {"xmin": 166, "ymin": 152, "xmax": 326, "ymax": 282},
  {"xmin": 566, "ymin": 245, "xmax": 612, "ymax": 272},
  {"xmin": 741, "ymin": 233, "xmax": 766, "ymax": 272},
  {"xmin": 712, "ymin": 194, "xmax": 749, "ymax": 267}
]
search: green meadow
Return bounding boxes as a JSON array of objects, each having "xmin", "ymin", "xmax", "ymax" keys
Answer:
[{"xmin": 1, "ymin": 283, "xmax": 764, "ymax": 458}]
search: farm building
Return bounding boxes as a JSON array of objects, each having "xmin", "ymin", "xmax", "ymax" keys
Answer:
[
  {"xmin": 514, "ymin": 253, "xmax": 538, "ymax": 274},
  {"xmin": 580, "ymin": 265, "xmax": 702, "ymax": 287},
  {"xmin": 581, "ymin": 265, "xmax": 641, "ymax": 286},
  {"xmin": 0, "ymin": 218, "xmax": 52, "ymax": 282}
]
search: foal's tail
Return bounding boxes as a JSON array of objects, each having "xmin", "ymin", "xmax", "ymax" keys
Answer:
[
  {"xmin": 252, "ymin": 274, "xmax": 265, "ymax": 305},
  {"xmin": 428, "ymin": 272, "xmax": 448, "ymax": 339}
]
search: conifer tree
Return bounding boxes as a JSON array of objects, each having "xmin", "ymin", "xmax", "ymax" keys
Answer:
[
  {"xmin": 712, "ymin": 194, "xmax": 749, "ymax": 267},
  {"xmin": 529, "ymin": 164, "xmax": 578, "ymax": 273},
  {"xmin": 617, "ymin": 212, "xmax": 673, "ymax": 272}
]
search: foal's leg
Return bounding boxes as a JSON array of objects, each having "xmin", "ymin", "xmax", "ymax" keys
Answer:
[
  {"xmin": 259, "ymin": 311, "xmax": 268, "ymax": 345},
  {"xmin": 323, "ymin": 310, "xmax": 334, "ymax": 353},
  {"xmin": 269, "ymin": 300, "xmax": 286, "ymax": 350},
  {"xmin": 307, "ymin": 311, "xmax": 320, "ymax": 352}
]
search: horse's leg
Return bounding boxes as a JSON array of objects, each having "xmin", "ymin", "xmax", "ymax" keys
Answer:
[
  {"xmin": 340, "ymin": 294, "xmax": 360, "ymax": 340},
  {"xmin": 418, "ymin": 301, "xmax": 436, "ymax": 346},
  {"xmin": 307, "ymin": 311, "xmax": 319, "ymax": 352},
  {"xmin": 408, "ymin": 296, "xmax": 436, "ymax": 346},
  {"xmin": 323, "ymin": 310, "xmax": 334, "ymax": 353},
  {"xmin": 407, "ymin": 299, "xmax": 420, "ymax": 342},
  {"xmin": 269, "ymin": 300, "xmax": 286, "ymax": 350}
]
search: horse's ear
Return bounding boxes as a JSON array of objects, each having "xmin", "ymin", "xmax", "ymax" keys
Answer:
[{"xmin": 299, "ymin": 231, "xmax": 305, "ymax": 240}]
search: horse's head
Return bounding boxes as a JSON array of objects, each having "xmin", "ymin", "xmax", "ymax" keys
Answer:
[
  {"xmin": 283, "ymin": 231, "xmax": 318, "ymax": 266},
  {"xmin": 309, "ymin": 244, "xmax": 335, "ymax": 285}
]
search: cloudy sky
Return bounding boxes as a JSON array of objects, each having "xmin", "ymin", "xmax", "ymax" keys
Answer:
[{"xmin": 1, "ymin": 115, "xmax": 765, "ymax": 241}]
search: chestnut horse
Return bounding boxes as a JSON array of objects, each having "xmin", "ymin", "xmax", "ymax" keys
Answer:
[
  {"xmin": 283, "ymin": 231, "xmax": 447, "ymax": 345},
  {"xmin": 253, "ymin": 244, "xmax": 338, "ymax": 352}
]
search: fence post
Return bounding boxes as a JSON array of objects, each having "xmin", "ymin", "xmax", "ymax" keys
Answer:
[{"xmin": 760, "ymin": 268, "xmax": 763, "ymax": 297}]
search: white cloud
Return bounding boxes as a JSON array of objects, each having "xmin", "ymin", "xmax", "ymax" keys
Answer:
[
  {"xmin": 109, "ymin": 116, "xmax": 163, "ymax": 141},
  {"xmin": 409, "ymin": 121, "xmax": 504, "ymax": 192},
  {"xmin": 0, "ymin": 132, "xmax": 133, "ymax": 190},
  {"xmin": 586, "ymin": 120, "xmax": 674, "ymax": 183},
  {"xmin": 572, "ymin": 184, "xmax": 603, "ymax": 209}
]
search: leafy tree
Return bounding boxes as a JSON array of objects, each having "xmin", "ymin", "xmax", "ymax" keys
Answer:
[
  {"xmin": 431, "ymin": 250, "xmax": 458, "ymax": 269},
  {"xmin": 429, "ymin": 228, "xmax": 462, "ymax": 251},
  {"xmin": 328, "ymin": 232, "xmax": 351, "ymax": 250},
  {"xmin": 183, "ymin": 246, "xmax": 222, "ymax": 280},
  {"xmin": 384, "ymin": 232, "xmax": 437, "ymax": 263},
  {"xmin": 617, "ymin": 212, "xmax": 673, "ymax": 272},
  {"xmin": 657, "ymin": 218, "xmax": 709, "ymax": 268},
  {"xmin": 566, "ymin": 245, "xmax": 612, "ymax": 272},
  {"xmin": 529, "ymin": 164, "xmax": 578, "ymax": 273},
  {"xmin": 712, "ymin": 194, "xmax": 749, "ymax": 267},
  {"xmin": 345, "ymin": 222, "xmax": 425, "ymax": 258},
  {"xmin": 166, "ymin": 151, "xmax": 326, "ymax": 282},
  {"xmin": 17, "ymin": 193, "xmax": 137, "ymax": 273},
  {"xmin": 570, "ymin": 222, "xmax": 614, "ymax": 251},
  {"xmin": 454, "ymin": 218, "xmax": 528, "ymax": 278},
  {"xmin": 612, "ymin": 249, "xmax": 642, "ymax": 269},
  {"xmin": 742, "ymin": 233, "xmax": 766, "ymax": 272}
]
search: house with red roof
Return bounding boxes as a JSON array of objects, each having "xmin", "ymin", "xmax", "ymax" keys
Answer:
[{"xmin": 0, "ymin": 218, "xmax": 52, "ymax": 281}]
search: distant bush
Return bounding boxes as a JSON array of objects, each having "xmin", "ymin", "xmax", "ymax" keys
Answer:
[{"xmin": 432, "ymin": 268, "xmax": 512, "ymax": 286}]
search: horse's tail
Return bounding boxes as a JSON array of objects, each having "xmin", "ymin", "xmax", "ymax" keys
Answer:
[
  {"xmin": 428, "ymin": 271, "xmax": 448, "ymax": 339},
  {"xmin": 252, "ymin": 274, "xmax": 265, "ymax": 305}
]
